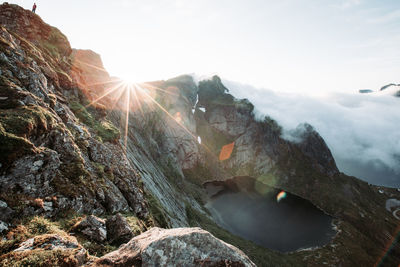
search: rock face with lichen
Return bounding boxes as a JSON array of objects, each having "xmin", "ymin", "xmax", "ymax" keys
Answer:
[
  {"xmin": 93, "ymin": 227, "xmax": 256, "ymax": 267},
  {"xmin": 0, "ymin": 3, "xmax": 148, "ymax": 222}
]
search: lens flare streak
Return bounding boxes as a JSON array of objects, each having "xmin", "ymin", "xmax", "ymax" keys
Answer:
[
  {"xmin": 219, "ymin": 142, "xmax": 235, "ymax": 161},
  {"xmin": 277, "ymin": 191, "xmax": 287, "ymax": 203}
]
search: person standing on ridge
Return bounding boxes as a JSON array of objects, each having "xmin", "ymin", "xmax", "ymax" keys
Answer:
[{"xmin": 32, "ymin": 3, "xmax": 37, "ymax": 13}]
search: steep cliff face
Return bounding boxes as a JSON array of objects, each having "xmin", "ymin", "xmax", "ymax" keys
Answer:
[
  {"xmin": 106, "ymin": 75, "xmax": 205, "ymax": 227},
  {"xmin": 0, "ymin": 3, "xmax": 147, "ymax": 222},
  {"xmin": 195, "ymin": 76, "xmax": 339, "ymax": 178},
  {"xmin": 1, "ymin": 4, "xmax": 400, "ymax": 267}
]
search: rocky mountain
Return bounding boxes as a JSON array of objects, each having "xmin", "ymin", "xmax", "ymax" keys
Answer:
[
  {"xmin": 359, "ymin": 83, "xmax": 400, "ymax": 96},
  {"xmin": 1, "ymin": 3, "xmax": 400, "ymax": 266}
]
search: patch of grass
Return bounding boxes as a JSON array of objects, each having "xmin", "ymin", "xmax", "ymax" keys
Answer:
[
  {"xmin": 0, "ymin": 105, "xmax": 55, "ymax": 136},
  {"xmin": 145, "ymin": 192, "xmax": 169, "ymax": 228},
  {"xmin": 117, "ymin": 212, "xmax": 149, "ymax": 236},
  {"xmin": 0, "ymin": 123, "xmax": 36, "ymax": 169},
  {"xmin": 76, "ymin": 237, "xmax": 116, "ymax": 258},
  {"xmin": 69, "ymin": 101, "xmax": 120, "ymax": 143},
  {"xmin": 0, "ymin": 249, "xmax": 81, "ymax": 267},
  {"xmin": 0, "ymin": 217, "xmax": 67, "ymax": 256},
  {"xmin": 183, "ymin": 164, "xmax": 212, "ymax": 186},
  {"xmin": 93, "ymin": 120, "xmax": 120, "ymax": 143},
  {"xmin": 0, "ymin": 105, "xmax": 55, "ymax": 169}
]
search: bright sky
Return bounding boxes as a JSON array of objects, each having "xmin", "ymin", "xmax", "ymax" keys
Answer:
[{"xmin": 7, "ymin": 0, "xmax": 400, "ymax": 94}]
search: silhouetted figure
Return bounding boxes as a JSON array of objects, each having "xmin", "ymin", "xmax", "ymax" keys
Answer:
[{"xmin": 32, "ymin": 3, "xmax": 37, "ymax": 13}]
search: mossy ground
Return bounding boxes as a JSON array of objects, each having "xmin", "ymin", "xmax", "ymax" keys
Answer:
[
  {"xmin": 69, "ymin": 101, "xmax": 120, "ymax": 143},
  {"xmin": 0, "ymin": 249, "xmax": 83, "ymax": 267},
  {"xmin": 0, "ymin": 105, "xmax": 56, "ymax": 169},
  {"xmin": 0, "ymin": 216, "xmax": 70, "ymax": 256},
  {"xmin": 0, "ymin": 216, "xmax": 88, "ymax": 266},
  {"xmin": 0, "ymin": 212, "xmax": 150, "ymax": 264},
  {"xmin": 144, "ymin": 191, "xmax": 170, "ymax": 228}
]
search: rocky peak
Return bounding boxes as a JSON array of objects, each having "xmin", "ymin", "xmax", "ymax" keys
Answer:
[
  {"xmin": 288, "ymin": 123, "xmax": 339, "ymax": 176},
  {"xmin": 198, "ymin": 75, "xmax": 230, "ymax": 108},
  {"xmin": 162, "ymin": 74, "xmax": 198, "ymax": 106},
  {"xmin": 70, "ymin": 49, "xmax": 112, "ymax": 104},
  {"xmin": 0, "ymin": 3, "xmax": 71, "ymax": 57},
  {"xmin": 380, "ymin": 83, "xmax": 400, "ymax": 91}
]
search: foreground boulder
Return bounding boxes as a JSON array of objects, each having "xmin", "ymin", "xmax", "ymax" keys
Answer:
[
  {"xmin": 93, "ymin": 227, "xmax": 256, "ymax": 266},
  {"xmin": 0, "ymin": 234, "xmax": 88, "ymax": 266}
]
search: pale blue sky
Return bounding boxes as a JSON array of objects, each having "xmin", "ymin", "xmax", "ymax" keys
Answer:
[{"xmin": 7, "ymin": 0, "xmax": 400, "ymax": 94}]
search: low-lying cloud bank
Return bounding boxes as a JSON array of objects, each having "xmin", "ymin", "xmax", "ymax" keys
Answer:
[{"xmin": 220, "ymin": 79, "xmax": 400, "ymax": 187}]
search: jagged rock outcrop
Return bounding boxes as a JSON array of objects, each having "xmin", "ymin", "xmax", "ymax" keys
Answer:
[
  {"xmin": 0, "ymin": 3, "xmax": 71, "ymax": 57},
  {"xmin": 93, "ymin": 227, "xmax": 256, "ymax": 267},
  {"xmin": 195, "ymin": 75, "xmax": 339, "ymax": 178},
  {"xmin": 287, "ymin": 123, "xmax": 338, "ymax": 176},
  {"xmin": 106, "ymin": 213, "xmax": 134, "ymax": 245},
  {"xmin": 71, "ymin": 215, "xmax": 107, "ymax": 242}
]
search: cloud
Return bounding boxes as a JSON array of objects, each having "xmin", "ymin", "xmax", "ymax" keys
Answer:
[
  {"xmin": 367, "ymin": 9, "xmax": 400, "ymax": 24},
  {"xmin": 220, "ymin": 79, "xmax": 400, "ymax": 187},
  {"xmin": 336, "ymin": 0, "xmax": 362, "ymax": 9}
]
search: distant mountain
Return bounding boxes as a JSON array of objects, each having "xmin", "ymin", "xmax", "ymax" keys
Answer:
[
  {"xmin": 359, "ymin": 89, "xmax": 374, "ymax": 94},
  {"xmin": 380, "ymin": 83, "xmax": 400, "ymax": 91},
  {"xmin": 359, "ymin": 83, "xmax": 400, "ymax": 97}
]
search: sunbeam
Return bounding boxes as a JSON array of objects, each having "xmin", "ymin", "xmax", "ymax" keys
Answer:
[
  {"xmin": 124, "ymin": 83, "xmax": 131, "ymax": 152},
  {"xmin": 84, "ymin": 81, "xmax": 125, "ymax": 109}
]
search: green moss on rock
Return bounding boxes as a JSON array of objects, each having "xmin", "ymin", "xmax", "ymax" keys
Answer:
[
  {"xmin": 145, "ymin": 192, "xmax": 169, "ymax": 228},
  {"xmin": 69, "ymin": 101, "xmax": 120, "ymax": 143}
]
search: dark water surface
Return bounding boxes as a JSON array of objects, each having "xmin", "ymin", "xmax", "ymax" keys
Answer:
[{"xmin": 205, "ymin": 185, "xmax": 336, "ymax": 252}]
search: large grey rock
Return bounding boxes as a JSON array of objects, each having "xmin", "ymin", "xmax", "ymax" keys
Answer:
[
  {"xmin": 0, "ymin": 220, "xmax": 8, "ymax": 233},
  {"xmin": 72, "ymin": 215, "xmax": 107, "ymax": 242},
  {"xmin": 0, "ymin": 200, "xmax": 7, "ymax": 208},
  {"xmin": 93, "ymin": 227, "xmax": 256, "ymax": 267},
  {"xmin": 0, "ymin": 200, "xmax": 14, "ymax": 223}
]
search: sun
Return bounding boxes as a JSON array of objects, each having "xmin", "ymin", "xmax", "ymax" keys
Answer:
[
  {"xmin": 119, "ymin": 76, "xmax": 138, "ymax": 86},
  {"xmin": 112, "ymin": 69, "xmax": 144, "ymax": 86}
]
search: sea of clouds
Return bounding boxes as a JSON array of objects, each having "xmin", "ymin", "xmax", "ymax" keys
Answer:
[{"xmin": 220, "ymin": 79, "xmax": 400, "ymax": 187}]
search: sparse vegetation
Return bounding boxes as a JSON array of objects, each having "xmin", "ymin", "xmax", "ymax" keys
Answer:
[
  {"xmin": 259, "ymin": 115, "xmax": 282, "ymax": 135},
  {"xmin": 69, "ymin": 101, "xmax": 120, "ymax": 143},
  {"xmin": 145, "ymin": 191, "xmax": 169, "ymax": 228},
  {"xmin": 0, "ymin": 105, "xmax": 57, "ymax": 169}
]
